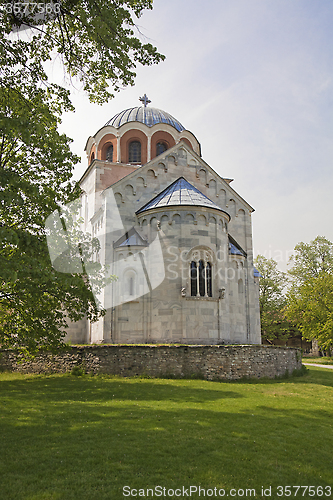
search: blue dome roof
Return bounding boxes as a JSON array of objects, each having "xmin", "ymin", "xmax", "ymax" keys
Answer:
[
  {"xmin": 105, "ymin": 106, "xmax": 185, "ymax": 132},
  {"xmin": 136, "ymin": 177, "xmax": 230, "ymax": 217}
]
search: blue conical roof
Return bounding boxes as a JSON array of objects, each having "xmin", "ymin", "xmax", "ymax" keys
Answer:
[
  {"xmin": 114, "ymin": 228, "xmax": 148, "ymax": 248},
  {"xmin": 136, "ymin": 177, "xmax": 229, "ymax": 216},
  {"xmin": 105, "ymin": 106, "xmax": 185, "ymax": 132}
]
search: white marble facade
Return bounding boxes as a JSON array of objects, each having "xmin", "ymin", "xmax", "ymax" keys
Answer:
[{"xmin": 65, "ymin": 101, "xmax": 261, "ymax": 345}]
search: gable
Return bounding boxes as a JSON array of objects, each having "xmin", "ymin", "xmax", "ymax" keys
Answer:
[{"xmin": 102, "ymin": 141, "xmax": 254, "ymax": 218}]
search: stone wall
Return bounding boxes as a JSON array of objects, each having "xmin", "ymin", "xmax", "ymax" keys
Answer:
[{"xmin": 0, "ymin": 345, "xmax": 302, "ymax": 381}]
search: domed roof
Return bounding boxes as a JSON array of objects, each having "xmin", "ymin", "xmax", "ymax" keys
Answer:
[{"xmin": 104, "ymin": 95, "xmax": 185, "ymax": 132}]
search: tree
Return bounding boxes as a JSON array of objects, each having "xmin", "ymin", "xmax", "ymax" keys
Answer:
[
  {"xmin": 286, "ymin": 273, "xmax": 333, "ymax": 351},
  {"xmin": 3, "ymin": 0, "xmax": 165, "ymax": 103},
  {"xmin": 0, "ymin": 62, "xmax": 110, "ymax": 355},
  {"xmin": 288, "ymin": 236, "xmax": 333, "ymax": 285},
  {"xmin": 0, "ymin": 0, "xmax": 164, "ymax": 354},
  {"xmin": 254, "ymin": 255, "xmax": 295, "ymax": 343},
  {"xmin": 286, "ymin": 237, "xmax": 333, "ymax": 352}
]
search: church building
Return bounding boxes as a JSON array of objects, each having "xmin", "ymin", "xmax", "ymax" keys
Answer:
[{"xmin": 65, "ymin": 95, "xmax": 261, "ymax": 345}]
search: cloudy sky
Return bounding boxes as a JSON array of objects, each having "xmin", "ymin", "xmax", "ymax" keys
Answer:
[{"xmin": 57, "ymin": 0, "xmax": 333, "ymax": 271}]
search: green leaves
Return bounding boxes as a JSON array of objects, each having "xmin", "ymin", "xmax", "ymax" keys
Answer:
[
  {"xmin": 255, "ymin": 238, "xmax": 333, "ymax": 350},
  {"xmin": 286, "ymin": 272, "xmax": 333, "ymax": 351},
  {"xmin": 286, "ymin": 237, "xmax": 333, "ymax": 352},
  {"xmin": 288, "ymin": 236, "xmax": 333, "ymax": 285},
  {"xmin": 0, "ymin": 0, "xmax": 163, "ymax": 354},
  {"xmin": 254, "ymin": 255, "xmax": 287, "ymax": 310},
  {"xmin": 1, "ymin": 0, "xmax": 164, "ymax": 104},
  {"xmin": 254, "ymin": 255, "xmax": 293, "ymax": 342}
]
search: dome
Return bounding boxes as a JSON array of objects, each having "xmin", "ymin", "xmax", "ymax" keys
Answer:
[{"xmin": 105, "ymin": 106, "xmax": 185, "ymax": 132}]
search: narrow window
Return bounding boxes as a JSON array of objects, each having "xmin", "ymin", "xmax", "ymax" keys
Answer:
[
  {"xmin": 129, "ymin": 276, "xmax": 134, "ymax": 296},
  {"xmin": 124, "ymin": 271, "xmax": 136, "ymax": 299},
  {"xmin": 156, "ymin": 142, "xmax": 167, "ymax": 156},
  {"xmin": 129, "ymin": 141, "xmax": 141, "ymax": 163},
  {"xmin": 198, "ymin": 260, "xmax": 205, "ymax": 297},
  {"xmin": 206, "ymin": 262, "xmax": 212, "ymax": 297},
  {"xmin": 106, "ymin": 144, "xmax": 113, "ymax": 162},
  {"xmin": 90, "ymin": 152, "xmax": 95, "ymax": 163},
  {"xmin": 190, "ymin": 261, "xmax": 197, "ymax": 296},
  {"xmin": 238, "ymin": 279, "xmax": 244, "ymax": 295}
]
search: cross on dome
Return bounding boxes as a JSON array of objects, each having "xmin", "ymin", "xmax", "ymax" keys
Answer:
[{"xmin": 139, "ymin": 94, "xmax": 151, "ymax": 107}]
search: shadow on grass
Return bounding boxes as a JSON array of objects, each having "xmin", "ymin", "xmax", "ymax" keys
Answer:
[
  {"xmin": 1, "ymin": 369, "xmax": 333, "ymax": 500},
  {"xmin": 0, "ymin": 376, "xmax": 244, "ymax": 404}
]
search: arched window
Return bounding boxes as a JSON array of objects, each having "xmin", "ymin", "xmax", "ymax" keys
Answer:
[
  {"xmin": 129, "ymin": 141, "xmax": 141, "ymax": 163},
  {"xmin": 156, "ymin": 142, "xmax": 167, "ymax": 156},
  {"xmin": 190, "ymin": 261, "xmax": 212, "ymax": 297},
  {"xmin": 106, "ymin": 144, "xmax": 113, "ymax": 162},
  {"xmin": 90, "ymin": 152, "xmax": 95, "ymax": 163},
  {"xmin": 123, "ymin": 269, "xmax": 136, "ymax": 300},
  {"xmin": 129, "ymin": 276, "xmax": 134, "ymax": 296}
]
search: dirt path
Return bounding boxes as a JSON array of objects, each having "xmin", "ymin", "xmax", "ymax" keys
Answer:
[{"xmin": 303, "ymin": 362, "xmax": 333, "ymax": 370}]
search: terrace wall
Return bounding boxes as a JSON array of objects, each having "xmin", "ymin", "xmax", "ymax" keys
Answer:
[{"xmin": 0, "ymin": 345, "xmax": 302, "ymax": 380}]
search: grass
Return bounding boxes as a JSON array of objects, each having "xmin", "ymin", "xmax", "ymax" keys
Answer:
[
  {"xmin": 0, "ymin": 367, "xmax": 333, "ymax": 499},
  {"xmin": 303, "ymin": 356, "xmax": 333, "ymax": 365}
]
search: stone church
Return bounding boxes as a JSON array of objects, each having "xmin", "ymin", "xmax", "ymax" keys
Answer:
[{"xmin": 65, "ymin": 95, "xmax": 261, "ymax": 345}]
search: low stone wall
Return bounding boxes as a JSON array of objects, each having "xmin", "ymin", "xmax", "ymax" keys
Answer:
[{"xmin": 0, "ymin": 345, "xmax": 302, "ymax": 380}]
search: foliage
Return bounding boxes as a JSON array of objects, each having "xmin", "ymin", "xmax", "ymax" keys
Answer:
[
  {"xmin": 254, "ymin": 255, "xmax": 295, "ymax": 342},
  {"xmin": 0, "ymin": 73, "xmax": 104, "ymax": 354},
  {"xmin": 286, "ymin": 237, "xmax": 333, "ymax": 351},
  {"xmin": 288, "ymin": 236, "xmax": 333, "ymax": 286},
  {"xmin": 2, "ymin": 0, "xmax": 165, "ymax": 104},
  {"xmin": 0, "ymin": 0, "xmax": 164, "ymax": 353},
  {"xmin": 286, "ymin": 272, "xmax": 333, "ymax": 351}
]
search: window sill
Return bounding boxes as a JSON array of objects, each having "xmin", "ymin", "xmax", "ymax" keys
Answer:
[{"xmin": 185, "ymin": 296, "xmax": 218, "ymax": 302}]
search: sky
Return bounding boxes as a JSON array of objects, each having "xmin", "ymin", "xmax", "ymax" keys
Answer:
[{"xmin": 54, "ymin": 0, "xmax": 333, "ymax": 271}]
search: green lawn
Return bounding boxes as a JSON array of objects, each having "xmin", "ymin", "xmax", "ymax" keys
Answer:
[{"xmin": 0, "ymin": 367, "xmax": 333, "ymax": 500}]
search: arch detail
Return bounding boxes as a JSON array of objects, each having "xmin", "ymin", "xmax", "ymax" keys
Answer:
[
  {"xmin": 120, "ymin": 129, "xmax": 147, "ymax": 164},
  {"xmin": 172, "ymin": 213, "xmax": 181, "ymax": 224},
  {"xmin": 158, "ymin": 162, "xmax": 167, "ymax": 173},
  {"xmin": 124, "ymin": 184, "xmax": 135, "ymax": 197},
  {"xmin": 147, "ymin": 168, "xmax": 158, "ymax": 179},
  {"xmin": 151, "ymin": 130, "xmax": 176, "ymax": 160},
  {"xmin": 98, "ymin": 133, "xmax": 117, "ymax": 161},
  {"xmin": 114, "ymin": 192, "xmax": 124, "ymax": 205},
  {"xmin": 228, "ymin": 199, "xmax": 236, "ymax": 218}
]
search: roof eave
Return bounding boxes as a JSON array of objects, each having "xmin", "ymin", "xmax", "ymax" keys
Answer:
[{"xmin": 136, "ymin": 204, "xmax": 231, "ymax": 221}]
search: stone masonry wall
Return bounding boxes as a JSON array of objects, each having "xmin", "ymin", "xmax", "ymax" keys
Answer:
[{"xmin": 0, "ymin": 345, "xmax": 302, "ymax": 381}]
